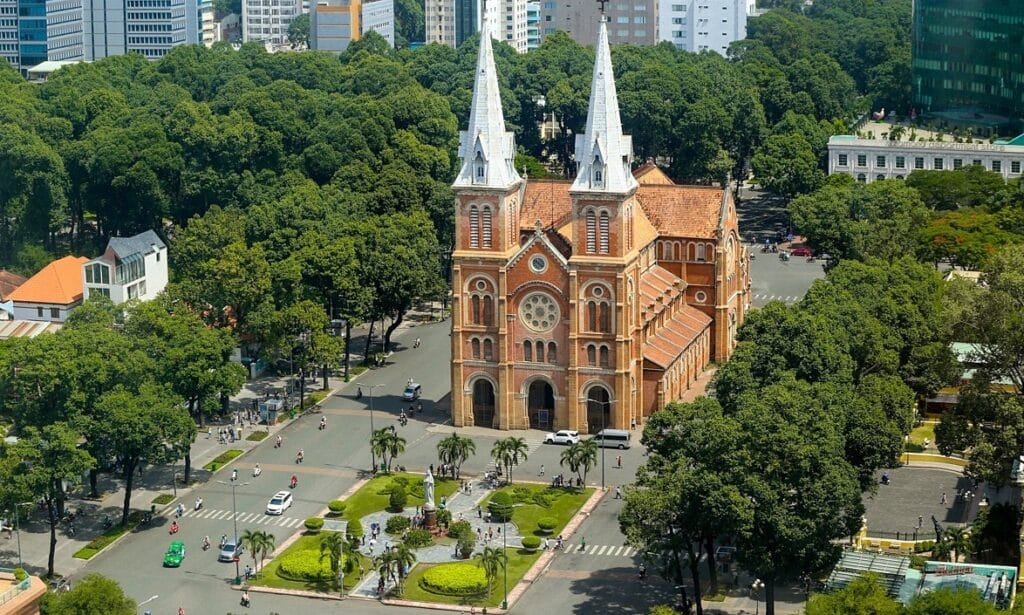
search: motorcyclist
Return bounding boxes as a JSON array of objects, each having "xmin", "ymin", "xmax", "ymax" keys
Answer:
[
  {"xmin": 195, "ymin": 496, "xmax": 203, "ymax": 510},
  {"xmin": 296, "ymin": 449, "xmax": 304, "ymax": 463},
  {"xmin": 253, "ymin": 463, "xmax": 262, "ymax": 477},
  {"xmin": 290, "ymin": 475, "xmax": 298, "ymax": 488},
  {"xmin": 202, "ymin": 535, "xmax": 211, "ymax": 550},
  {"xmin": 170, "ymin": 521, "xmax": 179, "ymax": 534},
  {"xmin": 275, "ymin": 435, "xmax": 283, "ymax": 448}
]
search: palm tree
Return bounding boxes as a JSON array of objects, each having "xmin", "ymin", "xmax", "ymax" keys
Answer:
[
  {"xmin": 944, "ymin": 526, "xmax": 971, "ymax": 563},
  {"xmin": 373, "ymin": 550, "xmax": 397, "ymax": 591},
  {"xmin": 476, "ymin": 546, "xmax": 507, "ymax": 597},
  {"xmin": 320, "ymin": 531, "xmax": 346, "ymax": 591},
  {"xmin": 391, "ymin": 543, "xmax": 417, "ymax": 594},
  {"xmin": 575, "ymin": 439, "xmax": 598, "ymax": 486},
  {"xmin": 559, "ymin": 444, "xmax": 581, "ymax": 485},
  {"xmin": 491, "ymin": 437, "xmax": 529, "ymax": 484},
  {"xmin": 371, "ymin": 429, "xmax": 407, "ymax": 472},
  {"xmin": 437, "ymin": 432, "xmax": 477, "ymax": 478},
  {"xmin": 240, "ymin": 529, "xmax": 276, "ymax": 579}
]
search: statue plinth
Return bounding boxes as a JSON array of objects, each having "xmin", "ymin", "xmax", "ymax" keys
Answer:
[{"xmin": 422, "ymin": 504, "xmax": 437, "ymax": 529}]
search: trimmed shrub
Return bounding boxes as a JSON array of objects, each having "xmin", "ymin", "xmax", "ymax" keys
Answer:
[
  {"xmin": 488, "ymin": 492, "xmax": 514, "ymax": 523},
  {"xmin": 436, "ymin": 508, "xmax": 452, "ymax": 528},
  {"xmin": 449, "ymin": 520, "xmax": 473, "ymax": 541},
  {"xmin": 304, "ymin": 517, "xmax": 324, "ymax": 532},
  {"xmin": 389, "ymin": 485, "xmax": 408, "ymax": 512},
  {"xmin": 532, "ymin": 491, "xmax": 554, "ymax": 507},
  {"xmin": 13, "ymin": 568, "xmax": 27, "ymax": 582},
  {"xmin": 327, "ymin": 500, "xmax": 346, "ymax": 515},
  {"xmin": 346, "ymin": 517, "xmax": 364, "ymax": 540},
  {"xmin": 457, "ymin": 533, "xmax": 476, "ymax": 558},
  {"xmin": 386, "ymin": 515, "xmax": 411, "ymax": 534},
  {"xmin": 277, "ymin": 549, "xmax": 332, "ymax": 581},
  {"xmin": 537, "ymin": 517, "xmax": 557, "ymax": 534},
  {"xmin": 420, "ymin": 563, "xmax": 487, "ymax": 596},
  {"xmin": 521, "ymin": 536, "xmax": 541, "ymax": 551},
  {"xmin": 914, "ymin": 540, "xmax": 935, "ymax": 553},
  {"xmin": 511, "ymin": 486, "xmax": 532, "ymax": 504},
  {"xmin": 405, "ymin": 528, "xmax": 433, "ymax": 548}
]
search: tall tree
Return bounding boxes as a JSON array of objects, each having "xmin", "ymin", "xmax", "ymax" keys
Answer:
[{"xmin": 39, "ymin": 574, "xmax": 136, "ymax": 615}]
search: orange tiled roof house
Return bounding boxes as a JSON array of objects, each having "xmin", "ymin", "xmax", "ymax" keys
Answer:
[{"xmin": 449, "ymin": 20, "xmax": 750, "ymax": 433}]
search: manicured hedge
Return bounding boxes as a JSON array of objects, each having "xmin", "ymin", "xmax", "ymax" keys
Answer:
[
  {"xmin": 389, "ymin": 485, "xmax": 408, "ymax": 512},
  {"xmin": 488, "ymin": 491, "xmax": 514, "ymax": 522},
  {"xmin": 537, "ymin": 517, "xmax": 557, "ymax": 533},
  {"xmin": 327, "ymin": 500, "xmax": 346, "ymax": 514},
  {"xmin": 420, "ymin": 563, "xmax": 487, "ymax": 596},
  {"xmin": 405, "ymin": 528, "xmax": 433, "ymax": 548},
  {"xmin": 386, "ymin": 515, "xmax": 411, "ymax": 534},
  {"xmin": 277, "ymin": 549, "xmax": 332, "ymax": 581},
  {"xmin": 347, "ymin": 517, "xmax": 364, "ymax": 539},
  {"xmin": 304, "ymin": 517, "xmax": 325, "ymax": 532},
  {"xmin": 521, "ymin": 536, "xmax": 541, "ymax": 550},
  {"xmin": 449, "ymin": 520, "xmax": 473, "ymax": 541}
]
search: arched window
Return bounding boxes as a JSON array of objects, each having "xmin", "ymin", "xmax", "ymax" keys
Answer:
[
  {"xmin": 599, "ymin": 345, "xmax": 610, "ymax": 368},
  {"xmin": 535, "ymin": 341, "xmax": 545, "ymax": 363},
  {"xmin": 599, "ymin": 302, "xmax": 610, "ymax": 332},
  {"xmin": 857, "ymin": 173, "xmax": 866, "ymax": 183},
  {"xmin": 471, "ymin": 295, "xmax": 481, "ymax": 325},
  {"xmin": 548, "ymin": 342, "xmax": 557, "ymax": 363},
  {"xmin": 474, "ymin": 151, "xmax": 485, "ymax": 183},
  {"xmin": 592, "ymin": 154, "xmax": 604, "ymax": 187},
  {"xmin": 587, "ymin": 344, "xmax": 597, "ymax": 366},
  {"xmin": 524, "ymin": 342, "xmax": 533, "ymax": 362},
  {"xmin": 483, "ymin": 338, "xmax": 493, "ymax": 361},
  {"xmin": 586, "ymin": 209, "xmax": 597, "ymax": 253},
  {"xmin": 469, "ymin": 205, "xmax": 480, "ymax": 248},
  {"xmin": 598, "ymin": 211, "xmax": 610, "ymax": 254},
  {"xmin": 481, "ymin": 207, "xmax": 492, "ymax": 248},
  {"xmin": 482, "ymin": 296, "xmax": 494, "ymax": 326},
  {"xmin": 696, "ymin": 243, "xmax": 706, "ymax": 262},
  {"xmin": 471, "ymin": 338, "xmax": 481, "ymax": 359},
  {"xmin": 587, "ymin": 301, "xmax": 598, "ymax": 331}
]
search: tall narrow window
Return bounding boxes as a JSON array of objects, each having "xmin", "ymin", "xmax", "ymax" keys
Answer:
[
  {"xmin": 474, "ymin": 152, "xmax": 485, "ymax": 183},
  {"xmin": 587, "ymin": 301, "xmax": 598, "ymax": 331},
  {"xmin": 626, "ymin": 208, "xmax": 633, "ymax": 250},
  {"xmin": 599, "ymin": 345, "xmax": 610, "ymax": 368},
  {"xmin": 587, "ymin": 344, "xmax": 597, "ymax": 366},
  {"xmin": 481, "ymin": 207, "xmax": 492, "ymax": 248},
  {"xmin": 471, "ymin": 295, "xmax": 481, "ymax": 325},
  {"xmin": 524, "ymin": 342, "xmax": 533, "ymax": 362},
  {"xmin": 482, "ymin": 296, "xmax": 494, "ymax": 326},
  {"xmin": 483, "ymin": 339, "xmax": 493, "ymax": 361},
  {"xmin": 535, "ymin": 341, "xmax": 545, "ymax": 363},
  {"xmin": 599, "ymin": 211, "xmax": 610, "ymax": 254},
  {"xmin": 696, "ymin": 243, "xmax": 705, "ymax": 262},
  {"xmin": 586, "ymin": 209, "xmax": 596, "ymax": 253},
  {"xmin": 548, "ymin": 342, "xmax": 557, "ymax": 363},
  {"xmin": 469, "ymin": 206, "xmax": 480, "ymax": 248},
  {"xmin": 471, "ymin": 338, "xmax": 481, "ymax": 359},
  {"xmin": 599, "ymin": 302, "xmax": 610, "ymax": 332}
]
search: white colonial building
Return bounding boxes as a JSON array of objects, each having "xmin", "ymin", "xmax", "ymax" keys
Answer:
[
  {"xmin": 82, "ymin": 230, "xmax": 169, "ymax": 304},
  {"xmin": 828, "ymin": 133, "xmax": 1024, "ymax": 183}
]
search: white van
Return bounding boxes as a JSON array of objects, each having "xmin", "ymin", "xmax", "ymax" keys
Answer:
[{"xmin": 594, "ymin": 429, "xmax": 631, "ymax": 449}]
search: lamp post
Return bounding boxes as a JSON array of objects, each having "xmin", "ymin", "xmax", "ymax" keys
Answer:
[
  {"xmin": 752, "ymin": 578, "xmax": 765, "ymax": 615},
  {"xmin": 217, "ymin": 479, "xmax": 249, "ymax": 582},
  {"xmin": 590, "ymin": 399, "xmax": 613, "ymax": 489},
  {"xmin": 368, "ymin": 384, "xmax": 385, "ymax": 470},
  {"xmin": 8, "ymin": 502, "xmax": 30, "ymax": 569},
  {"xmin": 172, "ymin": 471, "xmax": 180, "ymax": 498},
  {"xmin": 501, "ymin": 516, "xmax": 508, "ymax": 609}
]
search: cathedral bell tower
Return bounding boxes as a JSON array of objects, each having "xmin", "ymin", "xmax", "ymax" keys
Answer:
[{"xmin": 450, "ymin": 23, "xmax": 523, "ymax": 428}]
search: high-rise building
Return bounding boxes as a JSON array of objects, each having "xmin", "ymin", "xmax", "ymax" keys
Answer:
[
  {"xmin": 361, "ymin": 0, "xmax": 393, "ymax": 44},
  {"xmin": 310, "ymin": 0, "xmax": 391, "ymax": 52},
  {"xmin": 1, "ymin": 0, "xmax": 84, "ymax": 71},
  {"xmin": 539, "ymin": 0, "xmax": 656, "ymax": 46},
  {"xmin": 657, "ymin": 0, "xmax": 752, "ymax": 54},
  {"xmin": 199, "ymin": 0, "xmax": 216, "ymax": 46},
  {"xmin": 425, "ymin": 0, "xmax": 455, "ymax": 45},
  {"xmin": 912, "ymin": 0, "xmax": 1023, "ymax": 132},
  {"xmin": 499, "ymin": 0, "xmax": 526, "ymax": 51},
  {"xmin": 242, "ymin": 0, "xmax": 304, "ymax": 43},
  {"xmin": 430, "ymin": 0, "xmax": 522, "ymax": 50},
  {"xmin": 83, "ymin": 0, "xmax": 198, "ymax": 60},
  {"xmin": 526, "ymin": 0, "xmax": 539, "ymax": 49}
]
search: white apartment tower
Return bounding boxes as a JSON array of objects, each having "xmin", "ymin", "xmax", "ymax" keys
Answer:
[
  {"xmin": 428, "ymin": 0, "xmax": 524, "ymax": 52},
  {"xmin": 243, "ymin": 0, "xmax": 304, "ymax": 43},
  {"xmin": 658, "ymin": 0, "xmax": 753, "ymax": 54},
  {"xmin": 84, "ymin": 0, "xmax": 198, "ymax": 60},
  {"xmin": 425, "ymin": 0, "xmax": 455, "ymax": 45}
]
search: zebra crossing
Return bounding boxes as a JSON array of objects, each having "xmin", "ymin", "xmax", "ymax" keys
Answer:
[
  {"xmin": 564, "ymin": 544, "xmax": 639, "ymax": 557},
  {"xmin": 178, "ymin": 507, "xmax": 304, "ymax": 528}
]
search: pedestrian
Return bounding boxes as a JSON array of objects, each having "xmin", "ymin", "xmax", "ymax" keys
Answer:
[
  {"xmin": 488, "ymin": 527, "xmax": 493, "ymax": 540},
  {"xmin": 616, "ymin": 455, "xmax": 622, "ymax": 468},
  {"xmin": 917, "ymin": 515, "xmax": 923, "ymax": 529},
  {"xmin": 477, "ymin": 506, "xmax": 482, "ymax": 519},
  {"xmin": 631, "ymin": 418, "xmax": 637, "ymax": 430},
  {"xmin": 477, "ymin": 527, "xmax": 482, "ymax": 540},
  {"xmin": 542, "ymin": 537, "xmax": 549, "ymax": 550},
  {"xmin": 430, "ymin": 463, "xmax": 434, "ymax": 475},
  {"xmin": 614, "ymin": 486, "xmax": 622, "ymax": 499},
  {"xmin": 581, "ymin": 536, "xmax": 587, "ymax": 551},
  {"xmin": 539, "ymin": 464, "xmax": 545, "ymax": 476},
  {"xmin": 941, "ymin": 492, "xmax": 947, "ymax": 505}
]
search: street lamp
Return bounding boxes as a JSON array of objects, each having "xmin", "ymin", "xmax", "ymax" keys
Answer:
[
  {"xmin": 217, "ymin": 480, "xmax": 250, "ymax": 583},
  {"xmin": 356, "ymin": 383, "xmax": 384, "ymax": 472},
  {"xmin": 6, "ymin": 502, "xmax": 31, "ymax": 569},
  {"xmin": 752, "ymin": 578, "xmax": 765, "ymax": 615},
  {"xmin": 501, "ymin": 517, "xmax": 508, "ymax": 609},
  {"xmin": 589, "ymin": 399, "xmax": 613, "ymax": 489},
  {"xmin": 172, "ymin": 471, "xmax": 180, "ymax": 498}
]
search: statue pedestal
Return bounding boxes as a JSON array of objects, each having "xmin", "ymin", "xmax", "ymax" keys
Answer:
[{"xmin": 423, "ymin": 505, "xmax": 437, "ymax": 529}]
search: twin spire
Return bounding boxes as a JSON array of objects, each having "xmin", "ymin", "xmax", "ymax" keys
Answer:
[{"xmin": 454, "ymin": 15, "xmax": 635, "ymax": 194}]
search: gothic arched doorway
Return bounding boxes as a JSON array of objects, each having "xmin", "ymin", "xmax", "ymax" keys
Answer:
[
  {"xmin": 472, "ymin": 379, "xmax": 495, "ymax": 427},
  {"xmin": 586, "ymin": 385, "xmax": 611, "ymax": 434},
  {"xmin": 527, "ymin": 380, "xmax": 554, "ymax": 430}
]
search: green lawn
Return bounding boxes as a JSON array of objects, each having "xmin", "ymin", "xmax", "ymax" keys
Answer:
[
  {"xmin": 909, "ymin": 422, "xmax": 936, "ymax": 446},
  {"xmin": 151, "ymin": 493, "xmax": 175, "ymax": 505},
  {"xmin": 203, "ymin": 449, "xmax": 243, "ymax": 471},
  {"xmin": 482, "ymin": 484, "xmax": 594, "ymax": 537},
  {"xmin": 248, "ymin": 532, "xmax": 369, "ymax": 594},
  {"xmin": 400, "ymin": 548, "xmax": 541, "ymax": 608},
  {"xmin": 340, "ymin": 473, "xmax": 459, "ymax": 521},
  {"xmin": 246, "ymin": 431, "xmax": 270, "ymax": 442}
]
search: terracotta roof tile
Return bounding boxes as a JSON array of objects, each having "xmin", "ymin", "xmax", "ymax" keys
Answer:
[
  {"xmin": 7, "ymin": 256, "xmax": 89, "ymax": 305},
  {"xmin": 643, "ymin": 308, "xmax": 712, "ymax": 369},
  {"xmin": 633, "ymin": 162, "xmax": 675, "ymax": 185},
  {"xmin": 521, "ymin": 180, "xmax": 574, "ymax": 230},
  {"xmin": 0, "ymin": 270, "xmax": 27, "ymax": 300}
]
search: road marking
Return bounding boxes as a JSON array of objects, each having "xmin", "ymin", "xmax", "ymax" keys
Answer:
[
  {"xmin": 596, "ymin": 545, "xmax": 608, "ymax": 555},
  {"xmin": 564, "ymin": 544, "xmax": 635, "ymax": 557}
]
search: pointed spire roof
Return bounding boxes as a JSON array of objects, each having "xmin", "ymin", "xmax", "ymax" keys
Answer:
[
  {"xmin": 571, "ymin": 18, "xmax": 637, "ymax": 195},
  {"xmin": 453, "ymin": 25, "xmax": 521, "ymax": 190}
]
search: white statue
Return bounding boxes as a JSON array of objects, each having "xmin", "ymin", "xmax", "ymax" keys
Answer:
[{"xmin": 423, "ymin": 468, "xmax": 435, "ymax": 509}]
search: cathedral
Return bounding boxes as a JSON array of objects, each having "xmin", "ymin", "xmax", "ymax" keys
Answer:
[{"xmin": 449, "ymin": 18, "xmax": 750, "ymax": 433}]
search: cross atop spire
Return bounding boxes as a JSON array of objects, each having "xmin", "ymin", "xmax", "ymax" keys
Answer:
[
  {"xmin": 570, "ymin": 18, "xmax": 636, "ymax": 195},
  {"xmin": 453, "ymin": 18, "xmax": 521, "ymax": 190},
  {"xmin": 596, "ymin": 0, "xmax": 608, "ymax": 14}
]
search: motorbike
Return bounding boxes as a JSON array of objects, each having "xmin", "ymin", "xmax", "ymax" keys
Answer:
[
  {"xmin": 102, "ymin": 515, "xmax": 113, "ymax": 530},
  {"xmin": 290, "ymin": 477, "xmax": 298, "ymax": 489},
  {"xmin": 141, "ymin": 512, "xmax": 153, "ymax": 526}
]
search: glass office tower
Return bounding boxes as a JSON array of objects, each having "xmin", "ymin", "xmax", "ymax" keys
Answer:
[{"xmin": 912, "ymin": 0, "xmax": 1023, "ymax": 132}]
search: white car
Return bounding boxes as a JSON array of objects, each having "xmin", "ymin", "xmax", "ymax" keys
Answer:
[
  {"xmin": 544, "ymin": 430, "xmax": 580, "ymax": 445},
  {"xmin": 266, "ymin": 491, "xmax": 293, "ymax": 515}
]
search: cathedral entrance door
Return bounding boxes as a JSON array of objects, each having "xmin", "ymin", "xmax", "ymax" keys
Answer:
[
  {"xmin": 472, "ymin": 379, "xmax": 495, "ymax": 428},
  {"xmin": 527, "ymin": 380, "xmax": 554, "ymax": 430},
  {"xmin": 586, "ymin": 386, "xmax": 611, "ymax": 434}
]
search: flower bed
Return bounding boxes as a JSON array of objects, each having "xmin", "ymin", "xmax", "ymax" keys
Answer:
[{"xmin": 419, "ymin": 563, "xmax": 487, "ymax": 596}]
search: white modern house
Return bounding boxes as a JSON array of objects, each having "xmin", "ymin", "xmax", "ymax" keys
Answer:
[
  {"xmin": 82, "ymin": 230, "xmax": 169, "ymax": 304},
  {"xmin": 827, "ymin": 133, "xmax": 1024, "ymax": 183}
]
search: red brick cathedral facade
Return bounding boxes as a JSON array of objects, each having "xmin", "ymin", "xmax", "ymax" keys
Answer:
[{"xmin": 450, "ymin": 20, "xmax": 750, "ymax": 432}]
